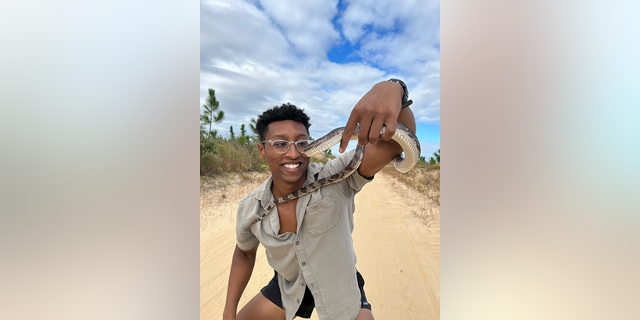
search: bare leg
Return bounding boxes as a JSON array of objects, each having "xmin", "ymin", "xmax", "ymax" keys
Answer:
[
  {"xmin": 355, "ymin": 308, "xmax": 375, "ymax": 320},
  {"xmin": 236, "ymin": 292, "xmax": 286, "ymax": 320}
]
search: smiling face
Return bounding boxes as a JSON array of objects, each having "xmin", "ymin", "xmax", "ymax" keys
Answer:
[{"xmin": 257, "ymin": 120, "xmax": 311, "ymax": 192}]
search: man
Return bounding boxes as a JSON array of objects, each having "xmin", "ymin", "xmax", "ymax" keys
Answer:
[{"xmin": 223, "ymin": 79, "xmax": 416, "ymax": 320}]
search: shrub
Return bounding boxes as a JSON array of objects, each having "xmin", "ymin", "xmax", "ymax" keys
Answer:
[{"xmin": 200, "ymin": 136, "xmax": 267, "ymax": 176}]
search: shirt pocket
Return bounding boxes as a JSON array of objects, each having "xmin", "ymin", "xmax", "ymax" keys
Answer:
[{"xmin": 304, "ymin": 194, "xmax": 339, "ymax": 236}]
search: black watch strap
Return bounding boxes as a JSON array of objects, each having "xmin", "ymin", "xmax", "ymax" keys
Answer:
[{"xmin": 387, "ymin": 78, "xmax": 409, "ymax": 108}]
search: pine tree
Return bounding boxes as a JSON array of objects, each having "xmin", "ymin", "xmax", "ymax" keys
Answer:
[{"xmin": 201, "ymin": 89, "xmax": 224, "ymax": 140}]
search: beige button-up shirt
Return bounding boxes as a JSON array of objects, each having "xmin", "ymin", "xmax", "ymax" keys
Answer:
[{"xmin": 236, "ymin": 150, "xmax": 373, "ymax": 320}]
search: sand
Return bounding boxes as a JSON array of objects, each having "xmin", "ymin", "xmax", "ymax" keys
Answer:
[{"xmin": 200, "ymin": 172, "xmax": 440, "ymax": 319}]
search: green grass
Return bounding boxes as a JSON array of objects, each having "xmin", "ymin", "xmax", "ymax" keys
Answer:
[{"xmin": 200, "ymin": 137, "xmax": 267, "ymax": 176}]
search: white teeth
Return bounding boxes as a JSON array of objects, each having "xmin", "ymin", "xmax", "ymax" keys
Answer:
[{"xmin": 283, "ymin": 163, "xmax": 300, "ymax": 169}]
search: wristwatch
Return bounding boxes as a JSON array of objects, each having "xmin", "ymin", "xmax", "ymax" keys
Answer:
[{"xmin": 387, "ymin": 78, "xmax": 409, "ymax": 108}]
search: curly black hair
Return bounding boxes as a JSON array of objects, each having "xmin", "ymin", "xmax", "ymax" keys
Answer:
[{"xmin": 256, "ymin": 103, "xmax": 311, "ymax": 142}]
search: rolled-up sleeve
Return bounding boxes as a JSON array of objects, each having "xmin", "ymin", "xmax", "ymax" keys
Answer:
[{"xmin": 235, "ymin": 197, "xmax": 260, "ymax": 250}]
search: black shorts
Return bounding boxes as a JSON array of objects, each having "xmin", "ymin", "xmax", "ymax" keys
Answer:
[{"xmin": 260, "ymin": 270, "xmax": 372, "ymax": 319}]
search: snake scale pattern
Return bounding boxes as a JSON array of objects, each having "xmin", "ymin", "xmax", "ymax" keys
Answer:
[{"xmin": 252, "ymin": 100, "xmax": 421, "ymax": 225}]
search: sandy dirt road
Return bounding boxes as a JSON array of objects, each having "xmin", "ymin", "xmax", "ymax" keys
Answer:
[{"xmin": 201, "ymin": 173, "xmax": 440, "ymax": 319}]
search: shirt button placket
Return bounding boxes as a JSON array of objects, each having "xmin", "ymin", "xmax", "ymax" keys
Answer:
[
  {"xmin": 296, "ymin": 238, "xmax": 307, "ymax": 268},
  {"xmin": 294, "ymin": 234, "xmax": 312, "ymax": 308}
]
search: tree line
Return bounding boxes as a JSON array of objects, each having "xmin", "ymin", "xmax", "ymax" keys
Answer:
[{"xmin": 419, "ymin": 149, "xmax": 440, "ymax": 165}]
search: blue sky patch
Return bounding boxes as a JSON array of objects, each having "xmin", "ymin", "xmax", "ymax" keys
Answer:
[
  {"xmin": 416, "ymin": 123, "xmax": 440, "ymax": 144},
  {"xmin": 327, "ymin": 41, "xmax": 360, "ymax": 64}
]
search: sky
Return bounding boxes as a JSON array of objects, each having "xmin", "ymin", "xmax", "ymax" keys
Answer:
[{"xmin": 200, "ymin": 0, "xmax": 440, "ymax": 159}]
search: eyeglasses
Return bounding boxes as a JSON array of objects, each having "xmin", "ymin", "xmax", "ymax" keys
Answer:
[{"xmin": 261, "ymin": 139, "xmax": 312, "ymax": 154}]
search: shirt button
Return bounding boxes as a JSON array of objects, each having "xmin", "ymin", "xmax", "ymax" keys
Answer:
[
  {"xmin": 296, "ymin": 241, "xmax": 299, "ymax": 245},
  {"xmin": 302, "ymin": 262, "xmax": 306, "ymax": 266},
  {"xmin": 297, "ymin": 299, "xmax": 300, "ymax": 303}
]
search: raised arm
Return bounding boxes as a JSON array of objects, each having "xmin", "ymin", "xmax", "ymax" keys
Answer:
[
  {"xmin": 339, "ymin": 80, "xmax": 417, "ymax": 179},
  {"xmin": 223, "ymin": 244, "xmax": 258, "ymax": 320}
]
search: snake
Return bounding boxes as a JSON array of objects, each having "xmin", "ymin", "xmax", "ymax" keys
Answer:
[{"xmin": 252, "ymin": 100, "xmax": 421, "ymax": 225}]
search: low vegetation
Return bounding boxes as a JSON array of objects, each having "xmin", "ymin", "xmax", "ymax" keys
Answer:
[
  {"xmin": 200, "ymin": 88, "xmax": 266, "ymax": 176},
  {"xmin": 200, "ymin": 136, "xmax": 267, "ymax": 176},
  {"xmin": 380, "ymin": 161, "xmax": 440, "ymax": 206}
]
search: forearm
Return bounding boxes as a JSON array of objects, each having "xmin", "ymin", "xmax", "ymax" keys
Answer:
[
  {"xmin": 223, "ymin": 245, "xmax": 257, "ymax": 318},
  {"xmin": 398, "ymin": 106, "xmax": 416, "ymax": 136}
]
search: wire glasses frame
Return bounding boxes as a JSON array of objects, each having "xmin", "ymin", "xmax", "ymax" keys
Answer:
[{"xmin": 261, "ymin": 139, "xmax": 312, "ymax": 154}]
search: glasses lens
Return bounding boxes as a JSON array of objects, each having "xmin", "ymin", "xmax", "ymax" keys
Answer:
[
  {"xmin": 271, "ymin": 140, "xmax": 289, "ymax": 153},
  {"xmin": 295, "ymin": 140, "xmax": 310, "ymax": 152}
]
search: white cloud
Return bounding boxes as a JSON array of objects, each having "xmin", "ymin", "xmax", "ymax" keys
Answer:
[
  {"xmin": 200, "ymin": 0, "xmax": 291, "ymax": 68},
  {"xmin": 259, "ymin": 0, "xmax": 341, "ymax": 58},
  {"xmin": 200, "ymin": 0, "xmax": 440, "ymax": 145},
  {"xmin": 338, "ymin": 0, "xmax": 440, "ymax": 124},
  {"xmin": 340, "ymin": 0, "xmax": 400, "ymax": 44}
]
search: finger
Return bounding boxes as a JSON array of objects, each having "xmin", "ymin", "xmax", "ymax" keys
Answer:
[
  {"xmin": 379, "ymin": 101, "xmax": 401, "ymax": 141},
  {"xmin": 339, "ymin": 112, "xmax": 359, "ymax": 153},
  {"xmin": 357, "ymin": 116, "xmax": 373, "ymax": 147},
  {"xmin": 382, "ymin": 117, "xmax": 397, "ymax": 141},
  {"xmin": 368, "ymin": 117, "xmax": 386, "ymax": 145}
]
